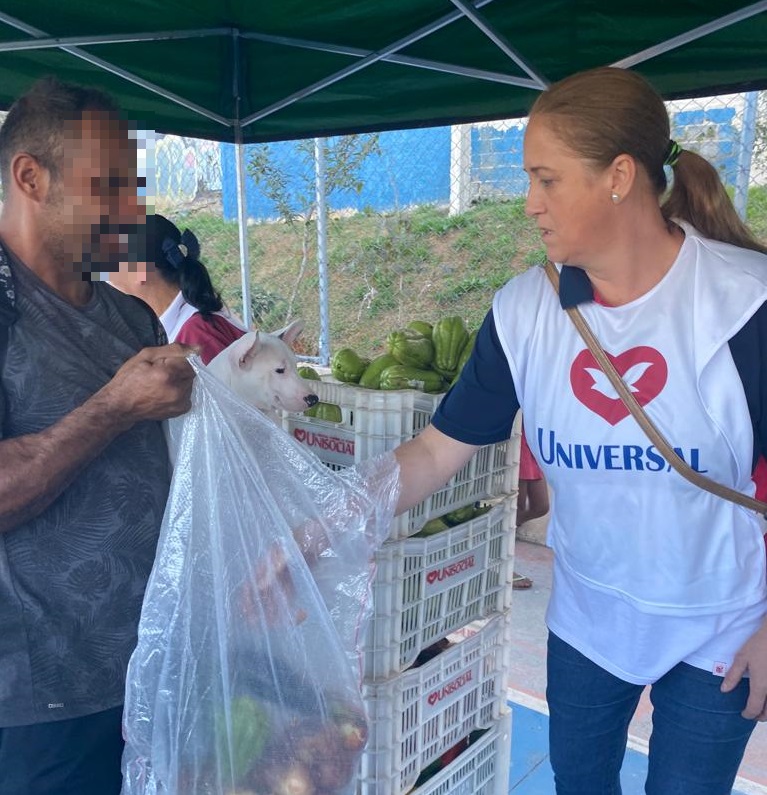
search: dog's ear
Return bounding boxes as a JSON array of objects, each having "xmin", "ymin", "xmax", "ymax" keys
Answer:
[
  {"xmin": 233, "ymin": 331, "xmax": 263, "ymax": 371},
  {"xmin": 272, "ymin": 318, "xmax": 304, "ymax": 347}
]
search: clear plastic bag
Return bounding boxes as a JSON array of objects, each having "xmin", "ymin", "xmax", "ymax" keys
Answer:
[{"xmin": 121, "ymin": 361, "xmax": 400, "ymax": 795}]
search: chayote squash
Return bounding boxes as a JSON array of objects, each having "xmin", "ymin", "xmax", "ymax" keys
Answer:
[
  {"xmin": 407, "ymin": 320, "xmax": 433, "ymax": 340},
  {"xmin": 442, "ymin": 503, "xmax": 479, "ymax": 526},
  {"xmin": 358, "ymin": 353, "xmax": 400, "ymax": 389},
  {"xmin": 415, "ymin": 517, "xmax": 450, "ymax": 537},
  {"xmin": 331, "ymin": 348, "xmax": 370, "ymax": 383},
  {"xmin": 387, "ymin": 329, "xmax": 435, "ymax": 369},
  {"xmin": 298, "ymin": 365, "xmax": 341, "ymax": 419},
  {"xmin": 298, "ymin": 365, "xmax": 321, "ymax": 380},
  {"xmin": 450, "ymin": 329, "xmax": 478, "ymax": 386},
  {"xmin": 379, "ymin": 365, "xmax": 445, "ymax": 393},
  {"xmin": 214, "ymin": 695, "xmax": 270, "ymax": 784},
  {"xmin": 432, "ymin": 316, "xmax": 470, "ymax": 378},
  {"xmin": 472, "ymin": 503, "xmax": 492, "ymax": 518},
  {"xmin": 304, "ymin": 401, "xmax": 342, "ymax": 422}
]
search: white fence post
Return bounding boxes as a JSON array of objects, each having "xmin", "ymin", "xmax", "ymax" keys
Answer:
[
  {"xmin": 734, "ymin": 91, "xmax": 759, "ymax": 220},
  {"xmin": 449, "ymin": 123, "xmax": 472, "ymax": 216}
]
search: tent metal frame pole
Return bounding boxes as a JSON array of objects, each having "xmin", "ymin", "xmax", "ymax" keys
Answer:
[
  {"xmin": 242, "ymin": 0, "xmax": 502, "ymax": 127},
  {"xmin": 234, "ymin": 139, "xmax": 252, "ymax": 330},
  {"xmin": 448, "ymin": 0, "xmax": 549, "ymax": 88},
  {"xmin": 241, "ymin": 1, "xmax": 540, "ymax": 91},
  {"xmin": 242, "ymin": 31, "xmax": 539, "ymax": 88},
  {"xmin": 374, "ymin": 54, "xmax": 539, "ymax": 88},
  {"xmin": 230, "ymin": 29, "xmax": 252, "ymax": 331},
  {"xmin": 0, "ymin": 12, "xmax": 230, "ymax": 126},
  {"xmin": 613, "ymin": 1, "xmax": 767, "ymax": 69},
  {"xmin": 0, "ymin": 27, "xmax": 233, "ymax": 52}
]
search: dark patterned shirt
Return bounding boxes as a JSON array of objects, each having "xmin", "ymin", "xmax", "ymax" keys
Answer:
[{"xmin": 0, "ymin": 253, "xmax": 171, "ymax": 727}]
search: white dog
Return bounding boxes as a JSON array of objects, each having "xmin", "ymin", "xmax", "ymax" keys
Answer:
[{"xmin": 206, "ymin": 319, "xmax": 319, "ymax": 421}]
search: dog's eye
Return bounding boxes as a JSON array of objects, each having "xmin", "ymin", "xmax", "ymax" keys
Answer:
[{"xmin": 276, "ymin": 367, "xmax": 286, "ymax": 374}]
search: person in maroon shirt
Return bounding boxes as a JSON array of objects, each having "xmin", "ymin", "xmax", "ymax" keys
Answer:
[
  {"xmin": 111, "ymin": 214, "xmax": 246, "ymax": 364},
  {"xmin": 513, "ymin": 432, "xmax": 550, "ymax": 589}
]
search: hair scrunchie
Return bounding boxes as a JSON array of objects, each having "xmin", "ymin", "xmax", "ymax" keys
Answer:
[
  {"xmin": 161, "ymin": 228, "xmax": 201, "ymax": 269},
  {"xmin": 664, "ymin": 139, "xmax": 682, "ymax": 168},
  {"xmin": 180, "ymin": 228, "xmax": 200, "ymax": 260}
]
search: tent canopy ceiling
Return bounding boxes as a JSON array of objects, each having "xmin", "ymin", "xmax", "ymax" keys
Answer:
[{"xmin": 0, "ymin": 1, "xmax": 763, "ymax": 143}]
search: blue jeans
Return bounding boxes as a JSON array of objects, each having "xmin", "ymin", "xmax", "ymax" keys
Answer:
[
  {"xmin": 547, "ymin": 632, "xmax": 757, "ymax": 795},
  {"xmin": 0, "ymin": 706, "xmax": 124, "ymax": 795}
]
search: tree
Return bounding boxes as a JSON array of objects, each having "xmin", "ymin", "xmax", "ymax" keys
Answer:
[{"xmin": 247, "ymin": 134, "xmax": 380, "ymax": 320}]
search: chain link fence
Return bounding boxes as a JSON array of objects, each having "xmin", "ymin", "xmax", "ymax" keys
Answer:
[{"xmin": 148, "ymin": 90, "xmax": 767, "ymax": 362}]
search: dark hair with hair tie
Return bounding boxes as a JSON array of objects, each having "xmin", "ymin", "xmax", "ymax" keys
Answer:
[{"xmin": 148, "ymin": 214, "xmax": 223, "ymax": 315}]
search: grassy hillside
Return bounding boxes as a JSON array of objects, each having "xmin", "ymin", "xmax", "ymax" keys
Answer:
[{"xmin": 169, "ymin": 187, "xmax": 767, "ymax": 359}]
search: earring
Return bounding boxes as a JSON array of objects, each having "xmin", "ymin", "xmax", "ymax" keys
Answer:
[{"xmin": 611, "ymin": 193, "xmax": 620, "ymax": 204}]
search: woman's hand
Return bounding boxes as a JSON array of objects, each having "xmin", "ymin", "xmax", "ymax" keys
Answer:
[
  {"xmin": 239, "ymin": 542, "xmax": 308, "ymax": 628},
  {"xmin": 721, "ymin": 619, "xmax": 767, "ymax": 720}
]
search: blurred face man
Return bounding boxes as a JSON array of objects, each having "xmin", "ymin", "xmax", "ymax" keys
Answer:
[{"xmin": 38, "ymin": 111, "xmax": 145, "ymax": 276}]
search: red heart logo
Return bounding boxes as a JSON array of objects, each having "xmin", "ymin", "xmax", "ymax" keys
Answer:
[
  {"xmin": 294, "ymin": 428, "xmax": 307, "ymax": 443},
  {"xmin": 570, "ymin": 346, "xmax": 667, "ymax": 425},
  {"xmin": 426, "ymin": 571, "xmax": 439, "ymax": 585}
]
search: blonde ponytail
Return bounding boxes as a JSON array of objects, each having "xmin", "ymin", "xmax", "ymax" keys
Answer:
[{"xmin": 662, "ymin": 150, "xmax": 767, "ymax": 254}]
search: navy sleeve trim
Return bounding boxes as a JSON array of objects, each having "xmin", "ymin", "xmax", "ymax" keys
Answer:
[
  {"xmin": 559, "ymin": 265, "xmax": 594, "ymax": 308},
  {"xmin": 729, "ymin": 300, "xmax": 767, "ymax": 470},
  {"xmin": 431, "ymin": 308, "xmax": 519, "ymax": 445}
]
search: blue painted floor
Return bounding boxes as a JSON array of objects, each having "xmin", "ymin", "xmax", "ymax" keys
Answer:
[{"xmin": 508, "ymin": 701, "xmax": 752, "ymax": 794}]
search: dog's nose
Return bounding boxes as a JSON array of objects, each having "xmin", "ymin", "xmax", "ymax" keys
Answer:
[{"xmin": 305, "ymin": 393, "xmax": 319, "ymax": 407}]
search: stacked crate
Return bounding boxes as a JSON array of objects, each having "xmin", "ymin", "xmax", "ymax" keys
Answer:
[{"xmin": 282, "ymin": 381, "xmax": 521, "ymax": 795}]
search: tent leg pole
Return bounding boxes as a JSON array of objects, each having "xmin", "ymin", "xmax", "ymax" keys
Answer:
[
  {"xmin": 315, "ymin": 137, "xmax": 330, "ymax": 365},
  {"xmin": 235, "ymin": 141, "xmax": 253, "ymax": 329}
]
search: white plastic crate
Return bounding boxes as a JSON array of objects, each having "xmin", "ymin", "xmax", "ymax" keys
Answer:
[
  {"xmin": 357, "ymin": 613, "xmax": 512, "ymax": 795},
  {"xmin": 282, "ymin": 381, "xmax": 522, "ymax": 539},
  {"xmin": 408, "ymin": 710, "xmax": 512, "ymax": 795},
  {"xmin": 364, "ymin": 496, "xmax": 517, "ymax": 679}
]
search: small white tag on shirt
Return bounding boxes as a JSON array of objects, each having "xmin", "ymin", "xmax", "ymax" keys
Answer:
[{"xmin": 712, "ymin": 661, "xmax": 729, "ymax": 677}]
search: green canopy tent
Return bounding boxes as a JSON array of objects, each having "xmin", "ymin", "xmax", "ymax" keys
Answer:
[
  {"xmin": 0, "ymin": 0, "xmax": 764, "ymax": 330},
  {"xmin": 0, "ymin": 1, "xmax": 764, "ymax": 142}
]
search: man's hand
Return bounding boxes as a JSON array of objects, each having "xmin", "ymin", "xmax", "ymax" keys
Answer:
[
  {"xmin": 721, "ymin": 619, "xmax": 767, "ymax": 720},
  {"xmin": 98, "ymin": 343, "xmax": 197, "ymax": 425},
  {"xmin": 0, "ymin": 343, "xmax": 198, "ymax": 533}
]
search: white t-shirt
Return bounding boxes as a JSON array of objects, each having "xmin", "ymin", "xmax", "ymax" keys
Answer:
[
  {"xmin": 493, "ymin": 226, "xmax": 767, "ymax": 683},
  {"xmin": 159, "ymin": 291, "xmax": 246, "ymax": 343}
]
